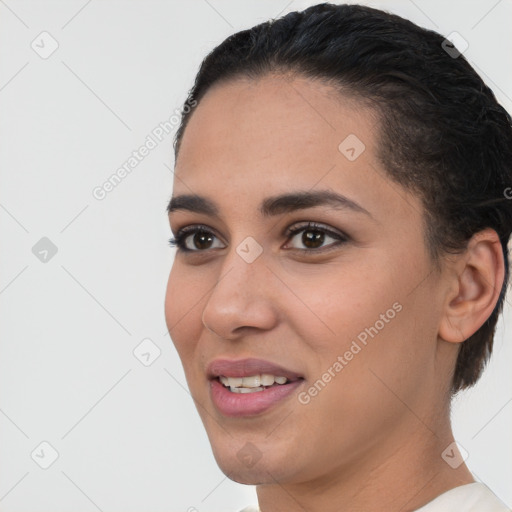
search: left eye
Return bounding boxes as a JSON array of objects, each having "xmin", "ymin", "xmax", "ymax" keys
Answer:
[{"xmin": 284, "ymin": 223, "xmax": 346, "ymax": 251}]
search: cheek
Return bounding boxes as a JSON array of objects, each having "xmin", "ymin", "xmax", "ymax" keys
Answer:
[
  {"xmin": 164, "ymin": 264, "xmax": 203, "ymax": 359},
  {"xmin": 285, "ymin": 256, "xmax": 431, "ymax": 399},
  {"xmin": 282, "ymin": 261, "xmax": 400, "ymax": 355},
  {"xmin": 302, "ymin": 265, "xmax": 436, "ymax": 404}
]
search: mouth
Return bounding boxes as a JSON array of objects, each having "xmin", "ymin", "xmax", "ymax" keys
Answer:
[
  {"xmin": 207, "ymin": 358, "xmax": 305, "ymax": 417},
  {"xmin": 217, "ymin": 373, "xmax": 297, "ymax": 393}
]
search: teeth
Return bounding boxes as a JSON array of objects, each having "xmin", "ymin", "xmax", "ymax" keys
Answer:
[
  {"xmin": 219, "ymin": 374, "xmax": 289, "ymax": 390},
  {"xmin": 242, "ymin": 375, "xmax": 261, "ymax": 388},
  {"xmin": 261, "ymin": 373, "xmax": 274, "ymax": 386},
  {"xmin": 230, "ymin": 386, "xmax": 264, "ymax": 393},
  {"xmin": 220, "ymin": 376, "xmax": 242, "ymax": 387}
]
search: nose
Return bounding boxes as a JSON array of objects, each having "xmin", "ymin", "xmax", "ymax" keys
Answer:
[{"xmin": 201, "ymin": 246, "xmax": 279, "ymax": 340}]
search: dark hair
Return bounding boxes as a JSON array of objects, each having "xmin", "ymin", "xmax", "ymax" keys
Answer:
[{"xmin": 173, "ymin": 3, "xmax": 512, "ymax": 394}]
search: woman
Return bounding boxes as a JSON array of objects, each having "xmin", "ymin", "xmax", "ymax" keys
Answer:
[{"xmin": 164, "ymin": 3, "xmax": 512, "ymax": 511}]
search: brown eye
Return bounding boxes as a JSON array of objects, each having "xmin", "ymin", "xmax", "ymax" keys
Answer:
[
  {"xmin": 191, "ymin": 230, "xmax": 215, "ymax": 250},
  {"xmin": 183, "ymin": 229, "xmax": 225, "ymax": 251},
  {"xmin": 285, "ymin": 222, "xmax": 347, "ymax": 251},
  {"xmin": 302, "ymin": 229, "xmax": 325, "ymax": 248},
  {"xmin": 169, "ymin": 226, "xmax": 226, "ymax": 252}
]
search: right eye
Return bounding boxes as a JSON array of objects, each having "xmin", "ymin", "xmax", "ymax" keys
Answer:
[{"xmin": 168, "ymin": 225, "xmax": 226, "ymax": 252}]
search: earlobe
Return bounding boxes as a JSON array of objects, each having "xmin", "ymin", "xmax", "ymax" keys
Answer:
[{"xmin": 438, "ymin": 228, "xmax": 505, "ymax": 344}]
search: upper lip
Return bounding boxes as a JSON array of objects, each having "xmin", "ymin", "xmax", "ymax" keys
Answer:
[{"xmin": 207, "ymin": 357, "xmax": 304, "ymax": 381}]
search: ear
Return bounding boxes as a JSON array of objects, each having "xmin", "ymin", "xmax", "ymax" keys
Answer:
[{"xmin": 439, "ymin": 228, "xmax": 506, "ymax": 344}]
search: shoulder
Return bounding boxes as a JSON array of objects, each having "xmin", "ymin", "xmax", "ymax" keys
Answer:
[
  {"xmin": 415, "ymin": 482, "xmax": 511, "ymax": 512},
  {"xmin": 237, "ymin": 483, "xmax": 510, "ymax": 512}
]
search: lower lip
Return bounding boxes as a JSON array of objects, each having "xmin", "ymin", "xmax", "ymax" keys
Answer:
[{"xmin": 210, "ymin": 379, "xmax": 304, "ymax": 417}]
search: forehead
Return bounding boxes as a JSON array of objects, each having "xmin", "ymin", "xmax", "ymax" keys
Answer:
[
  {"xmin": 176, "ymin": 75, "xmax": 372, "ymax": 171},
  {"xmin": 173, "ymin": 75, "xmax": 422, "ymax": 223}
]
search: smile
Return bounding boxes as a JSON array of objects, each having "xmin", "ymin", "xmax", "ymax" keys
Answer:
[
  {"xmin": 219, "ymin": 374, "xmax": 290, "ymax": 393},
  {"xmin": 207, "ymin": 358, "xmax": 305, "ymax": 416}
]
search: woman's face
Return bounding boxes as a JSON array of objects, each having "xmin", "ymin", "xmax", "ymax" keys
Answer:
[{"xmin": 165, "ymin": 75, "xmax": 453, "ymax": 485}]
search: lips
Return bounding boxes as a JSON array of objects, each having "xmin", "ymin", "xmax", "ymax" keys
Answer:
[
  {"xmin": 206, "ymin": 357, "xmax": 305, "ymax": 417},
  {"xmin": 207, "ymin": 357, "xmax": 303, "ymax": 381}
]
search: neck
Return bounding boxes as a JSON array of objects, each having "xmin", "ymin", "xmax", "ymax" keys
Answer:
[{"xmin": 255, "ymin": 416, "xmax": 474, "ymax": 512}]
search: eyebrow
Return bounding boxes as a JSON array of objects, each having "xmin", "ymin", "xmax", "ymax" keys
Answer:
[
  {"xmin": 167, "ymin": 190, "xmax": 373, "ymax": 218},
  {"xmin": 167, "ymin": 190, "xmax": 373, "ymax": 219}
]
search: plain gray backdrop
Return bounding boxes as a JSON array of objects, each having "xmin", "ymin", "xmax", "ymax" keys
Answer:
[{"xmin": 1, "ymin": 1, "xmax": 511, "ymax": 511}]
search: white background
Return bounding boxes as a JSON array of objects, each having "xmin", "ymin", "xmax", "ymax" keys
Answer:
[{"xmin": 0, "ymin": 1, "xmax": 511, "ymax": 511}]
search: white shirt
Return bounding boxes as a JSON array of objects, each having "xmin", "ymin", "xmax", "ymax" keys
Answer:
[{"xmin": 239, "ymin": 482, "xmax": 511, "ymax": 512}]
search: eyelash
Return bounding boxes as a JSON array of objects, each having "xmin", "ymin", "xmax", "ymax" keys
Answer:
[{"xmin": 168, "ymin": 222, "xmax": 348, "ymax": 254}]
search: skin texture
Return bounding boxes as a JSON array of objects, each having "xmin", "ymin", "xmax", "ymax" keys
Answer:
[{"xmin": 165, "ymin": 75, "xmax": 504, "ymax": 512}]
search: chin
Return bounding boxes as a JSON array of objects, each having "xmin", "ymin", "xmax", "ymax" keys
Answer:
[
  {"xmin": 214, "ymin": 456, "xmax": 281, "ymax": 486},
  {"xmin": 209, "ymin": 438, "xmax": 297, "ymax": 486},
  {"xmin": 220, "ymin": 467, "xmax": 272, "ymax": 485}
]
